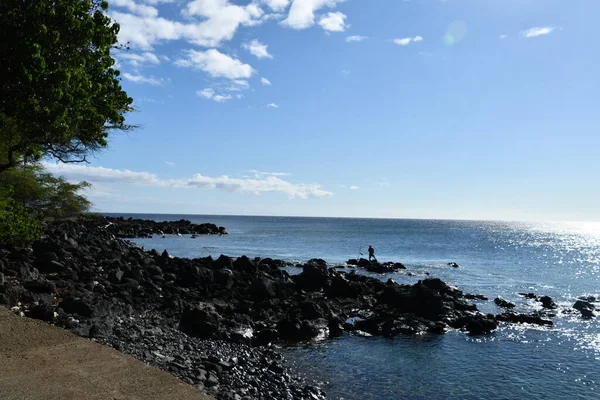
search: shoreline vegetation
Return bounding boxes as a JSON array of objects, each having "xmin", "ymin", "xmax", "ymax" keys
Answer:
[{"xmin": 2, "ymin": 217, "xmax": 595, "ymax": 399}]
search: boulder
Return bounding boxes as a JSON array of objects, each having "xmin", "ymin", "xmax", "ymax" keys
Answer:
[
  {"xmin": 276, "ymin": 317, "xmax": 328, "ymax": 341},
  {"xmin": 578, "ymin": 296, "xmax": 596, "ymax": 302},
  {"xmin": 179, "ymin": 303, "xmax": 221, "ymax": 338},
  {"xmin": 108, "ymin": 269, "xmax": 125, "ymax": 284},
  {"xmin": 233, "ymin": 256, "xmax": 256, "ymax": 273},
  {"xmin": 539, "ymin": 296, "xmax": 557, "ymax": 309},
  {"xmin": 59, "ymin": 294, "xmax": 94, "ymax": 318},
  {"xmin": 251, "ymin": 276, "xmax": 277, "ymax": 300},
  {"xmin": 326, "ymin": 275, "xmax": 354, "ymax": 299},
  {"xmin": 494, "ymin": 297, "xmax": 516, "ymax": 308},
  {"xmin": 464, "ymin": 293, "xmax": 488, "ymax": 301},
  {"xmin": 518, "ymin": 292, "xmax": 538, "ymax": 299},
  {"xmin": 214, "ymin": 255, "xmax": 233, "ymax": 270},
  {"xmin": 293, "ymin": 264, "xmax": 329, "ymax": 292},
  {"xmin": 26, "ymin": 298, "xmax": 56, "ymax": 322},
  {"xmin": 464, "ymin": 314, "xmax": 498, "ymax": 335},
  {"xmin": 496, "ymin": 312, "xmax": 553, "ymax": 326},
  {"xmin": 573, "ymin": 300, "xmax": 596, "ymax": 319},
  {"xmin": 23, "ymin": 279, "xmax": 56, "ymax": 294}
]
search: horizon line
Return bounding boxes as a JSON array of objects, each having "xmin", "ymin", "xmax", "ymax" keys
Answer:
[{"xmin": 95, "ymin": 211, "xmax": 599, "ymax": 225}]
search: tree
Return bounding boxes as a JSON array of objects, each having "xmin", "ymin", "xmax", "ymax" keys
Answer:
[
  {"xmin": 0, "ymin": 163, "xmax": 92, "ymax": 218},
  {"xmin": 0, "ymin": 0, "xmax": 133, "ymax": 173},
  {"xmin": 0, "ymin": 189, "xmax": 42, "ymax": 245}
]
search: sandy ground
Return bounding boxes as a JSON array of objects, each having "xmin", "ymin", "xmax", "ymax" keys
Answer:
[{"xmin": 0, "ymin": 307, "xmax": 213, "ymax": 400}]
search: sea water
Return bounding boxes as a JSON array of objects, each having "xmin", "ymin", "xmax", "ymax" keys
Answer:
[{"xmin": 108, "ymin": 214, "xmax": 600, "ymax": 399}]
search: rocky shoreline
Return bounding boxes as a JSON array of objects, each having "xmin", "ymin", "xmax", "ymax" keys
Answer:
[{"xmin": 0, "ymin": 216, "xmax": 596, "ymax": 399}]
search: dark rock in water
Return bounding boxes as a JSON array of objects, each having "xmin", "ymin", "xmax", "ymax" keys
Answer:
[
  {"xmin": 573, "ymin": 300, "xmax": 596, "ymax": 319},
  {"xmin": 464, "ymin": 293, "xmax": 488, "ymax": 301},
  {"xmin": 306, "ymin": 258, "xmax": 327, "ymax": 268},
  {"xmin": 101, "ymin": 216, "xmax": 227, "ymax": 238},
  {"xmin": 539, "ymin": 296, "xmax": 557, "ymax": 309},
  {"xmin": 447, "ymin": 262, "xmax": 460, "ymax": 268},
  {"xmin": 392, "ymin": 262, "xmax": 407, "ymax": 270},
  {"xmin": 179, "ymin": 303, "xmax": 221, "ymax": 338},
  {"xmin": 494, "ymin": 297, "xmax": 516, "ymax": 308},
  {"xmin": 355, "ymin": 258, "xmax": 405, "ymax": 273},
  {"xmin": 496, "ymin": 312, "xmax": 553, "ymax": 326},
  {"xmin": 464, "ymin": 314, "xmax": 498, "ymax": 335},
  {"xmin": 518, "ymin": 292, "xmax": 539, "ymax": 299},
  {"xmin": 346, "ymin": 259, "xmax": 358, "ymax": 266},
  {"xmin": 328, "ymin": 317, "xmax": 345, "ymax": 338},
  {"xmin": 578, "ymin": 296, "xmax": 597, "ymax": 303},
  {"xmin": 357, "ymin": 258, "xmax": 371, "ymax": 268},
  {"xmin": 276, "ymin": 317, "xmax": 328, "ymax": 341}
]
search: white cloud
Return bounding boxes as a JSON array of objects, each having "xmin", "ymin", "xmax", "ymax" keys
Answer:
[
  {"xmin": 394, "ymin": 36, "xmax": 423, "ymax": 46},
  {"xmin": 111, "ymin": 0, "xmax": 158, "ymax": 17},
  {"xmin": 109, "ymin": 0, "xmax": 265, "ymax": 50},
  {"xmin": 122, "ymin": 72, "xmax": 164, "ymax": 85},
  {"xmin": 346, "ymin": 35, "xmax": 367, "ymax": 42},
  {"xmin": 175, "ymin": 49, "xmax": 254, "ymax": 80},
  {"xmin": 243, "ymin": 39, "xmax": 273, "ymax": 59},
  {"xmin": 197, "ymin": 88, "xmax": 215, "ymax": 99},
  {"xmin": 261, "ymin": 77, "xmax": 272, "ymax": 85},
  {"xmin": 141, "ymin": 0, "xmax": 177, "ymax": 3},
  {"xmin": 117, "ymin": 51, "xmax": 161, "ymax": 67},
  {"xmin": 341, "ymin": 70, "xmax": 350, "ymax": 76},
  {"xmin": 500, "ymin": 34, "xmax": 508, "ymax": 39},
  {"xmin": 522, "ymin": 26, "xmax": 555, "ymax": 38},
  {"xmin": 197, "ymin": 88, "xmax": 233, "ymax": 102},
  {"xmin": 282, "ymin": 0, "xmax": 343, "ymax": 29},
  {"xmin": 248, "ymin": 169, "xmax": 291, "ymax": 176},
  {"xmin": 213, "ymin": 94, "xmax": 233, "ymax": 102},
  {"xmin": 262, "ymin": 0, "xmax": 290, "ymax": 12},
  {"xmin": 318, "ymin": 12, "xmax": 348, "ymax": 32},
  {"xmin": 226, "ymin": 79, "xmax": 250, "ymax": 91},
  {"xmin": 43, "ymin": 163, "xmax": 332, "ymax": 199},
  {"xmin": 165, "ymin": 161, "xmax": 176, "ymax": 167},
  {"xmin": 349, "ymin": 185, "xmax": 360, "ymax": 190},
  {"xmin": 266, "ymin": 103, "xmax": 279, "ymax": 108}
]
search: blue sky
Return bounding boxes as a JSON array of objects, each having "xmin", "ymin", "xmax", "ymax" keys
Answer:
[{"xmin": 45, "ymin": 0, "xmax": 600, "ymax": 222}]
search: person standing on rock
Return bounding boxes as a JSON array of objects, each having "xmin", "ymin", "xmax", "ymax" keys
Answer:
[{"xmin": 368, "ymin": 245, "xmax": 377, "ymax": 262}]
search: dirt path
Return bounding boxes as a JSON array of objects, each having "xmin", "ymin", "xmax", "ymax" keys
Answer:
[{"xmin": 0, "ymin": 307, "xmax": 212, "ymax": 400}]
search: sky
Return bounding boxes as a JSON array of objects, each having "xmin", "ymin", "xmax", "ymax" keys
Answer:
[{"xmin": 44, "ymin": 0, "xmax": 600, "ymax": 222}]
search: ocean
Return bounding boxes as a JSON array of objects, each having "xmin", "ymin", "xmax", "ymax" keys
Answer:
[{"xmin": 107, "ymin": 214, "xmax": 600, "ymax": 399}]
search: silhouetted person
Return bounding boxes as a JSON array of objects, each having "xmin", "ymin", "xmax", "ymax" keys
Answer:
[{"xmin": 368, "ymin": 245, "xmax": 377, "ymax": 262}]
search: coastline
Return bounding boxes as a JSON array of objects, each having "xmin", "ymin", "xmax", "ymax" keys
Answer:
[{"xmin": 0, "ymin": 216, "xmax": 593, "ymax": 399}]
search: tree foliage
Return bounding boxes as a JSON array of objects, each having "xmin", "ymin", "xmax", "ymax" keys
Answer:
[
  {"xmin": 0, "ymin": 189, "xmax": 42, "ymax": 245},
  {"xmin": 0, "ymin": 164, "xmax": 92, "ymax": 219},
  {"xmin": 0, "ymin": 0, "xmax": 133, "ymax": 172}
]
